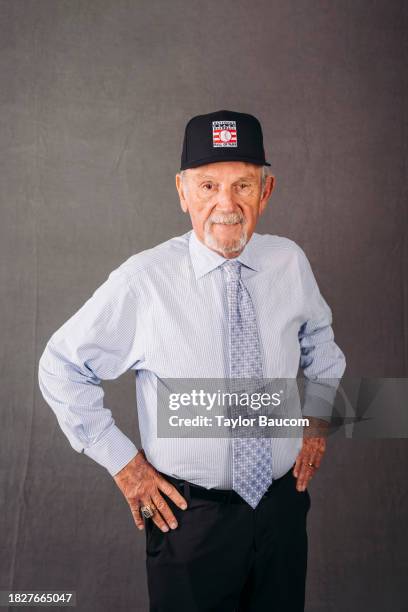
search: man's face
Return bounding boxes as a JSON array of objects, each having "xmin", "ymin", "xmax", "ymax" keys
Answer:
[{"xmin": 175, "ymin": 161, "xmax": 275, "ymax": 258}]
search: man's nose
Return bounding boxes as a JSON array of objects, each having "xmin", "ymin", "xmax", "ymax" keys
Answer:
[{"xmin": 215, "ymin": 185, "xmax": 237, "ymax": 211}]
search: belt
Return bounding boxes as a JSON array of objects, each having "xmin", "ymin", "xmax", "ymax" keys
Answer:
[{"xmin": 159, "ymin": 466, "xmax": 294, "ymax": 505}]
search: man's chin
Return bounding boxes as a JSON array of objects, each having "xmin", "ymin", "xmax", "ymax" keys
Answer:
[{"xmin": 203, "ymin": 227, "xmax": 248, "ymax": 256}]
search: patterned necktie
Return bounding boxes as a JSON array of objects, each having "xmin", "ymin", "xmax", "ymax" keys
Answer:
[{"xmin": 223, "ymin": 259, "xmax": 273, "ymax": 509}]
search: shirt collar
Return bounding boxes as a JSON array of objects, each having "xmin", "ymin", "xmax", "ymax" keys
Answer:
[{"xmin": 188, "ymin": 228, "xmax": 261, "ymax": 280}]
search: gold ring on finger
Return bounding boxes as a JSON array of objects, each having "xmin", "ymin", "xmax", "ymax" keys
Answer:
[{"xmin": 140, "ymin": 503, "xmax": 156, "ymax": 519}]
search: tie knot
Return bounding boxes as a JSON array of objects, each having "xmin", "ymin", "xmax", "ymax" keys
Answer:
[{"xmin": 222, "ymin": 259, "xmax": 242, "ymax": 281}]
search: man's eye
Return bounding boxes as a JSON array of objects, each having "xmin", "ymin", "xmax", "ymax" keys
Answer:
[
  {"xmin": 239, "ymin": 183, "xmax": 249, "ymax": 189},
  {"xmin": 203, "ymin": 183, "xmax": 213, "ymax": 190}
]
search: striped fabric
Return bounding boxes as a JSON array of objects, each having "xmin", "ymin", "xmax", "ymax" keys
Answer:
[{"xmin": 38, "ymin": 229, "xmax": 346, "ymax": 489}]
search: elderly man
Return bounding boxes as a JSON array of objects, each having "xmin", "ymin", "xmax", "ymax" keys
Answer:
[{"xmin": 38, "ymin": 110, "xmax": 346, "ymax": 611}]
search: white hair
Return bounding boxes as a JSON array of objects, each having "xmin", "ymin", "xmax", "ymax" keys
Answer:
[{"xmin": 179, "ymin": 164, "xmax": 271, "ymax": 194}]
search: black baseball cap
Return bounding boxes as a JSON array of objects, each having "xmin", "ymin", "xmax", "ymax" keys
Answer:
[{"xmin": 180, "ymin": 109, "xmax": 271, "ymax": 171}]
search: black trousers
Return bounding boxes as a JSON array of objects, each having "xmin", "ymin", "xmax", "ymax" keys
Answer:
[{"xmin": 145, "ymin": 467, "xmax": 310, "ymax": 612}]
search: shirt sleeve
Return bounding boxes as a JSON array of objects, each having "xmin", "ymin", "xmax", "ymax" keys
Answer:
[
  {"xmin": 38, "ymin": 267, "xmax": 141, "ymax": 476},
  {"xmin": 295, "ymin": 246, "xmax": 346, "ymax": 421}
]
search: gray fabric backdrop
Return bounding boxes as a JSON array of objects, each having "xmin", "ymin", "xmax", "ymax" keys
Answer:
[{"xmin": 1, "ymin": 1, "xmax": 407, "ymax": 610}]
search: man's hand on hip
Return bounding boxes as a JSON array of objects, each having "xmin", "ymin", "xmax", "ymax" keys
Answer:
[
  {"xmin": 113, "ymin": 450, "xmax": 188, "ymax": 532},
  {"xmin": 293, "ymin": 417, "xmax": 328, "ymax": 492}
]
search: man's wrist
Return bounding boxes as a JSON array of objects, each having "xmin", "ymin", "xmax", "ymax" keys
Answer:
[
  {"xmin": 113, "ymin": 448, "xmax": 147, "ymax": 480},
  {"xmin": 303, "ymin": 416, "xmax": 329, "ymax": 438}
]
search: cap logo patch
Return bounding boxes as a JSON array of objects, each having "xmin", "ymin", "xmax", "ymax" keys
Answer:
[{"xmin": 212, "ymin": 120, "xmax": 237, "ymax": 147}]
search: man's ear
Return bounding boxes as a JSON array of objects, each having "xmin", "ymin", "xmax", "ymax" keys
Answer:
[
  {"xmin": 259, "ymin": 175, "xmax": 276, "ymax": 216},
  {"xmin": 175, "ymin": 174, "xmax": 188, "ymax": 213}
]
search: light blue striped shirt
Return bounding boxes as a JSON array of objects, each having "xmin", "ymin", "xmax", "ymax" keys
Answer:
[{"xmin": 38, "ymin": 229, "xmax": 346, "ymax": 488}]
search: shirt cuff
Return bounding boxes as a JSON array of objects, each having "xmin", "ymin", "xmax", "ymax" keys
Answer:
[
  {"xmin": 83, "ymin": 424, "xmax": 138, "ymax": 476},
  {"xmin": 302, "ymin": 379, "xmax": 340, "ymax": 422}
]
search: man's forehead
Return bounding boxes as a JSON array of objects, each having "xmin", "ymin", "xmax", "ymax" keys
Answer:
[{"xmin": 188, "ymin": 162, "xmax": 261, "ymax": 180}]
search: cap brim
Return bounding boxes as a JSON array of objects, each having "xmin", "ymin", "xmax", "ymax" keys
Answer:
[{"xmin": 180, "ymin": 156, "xmax": 271, "ymax": 171}]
